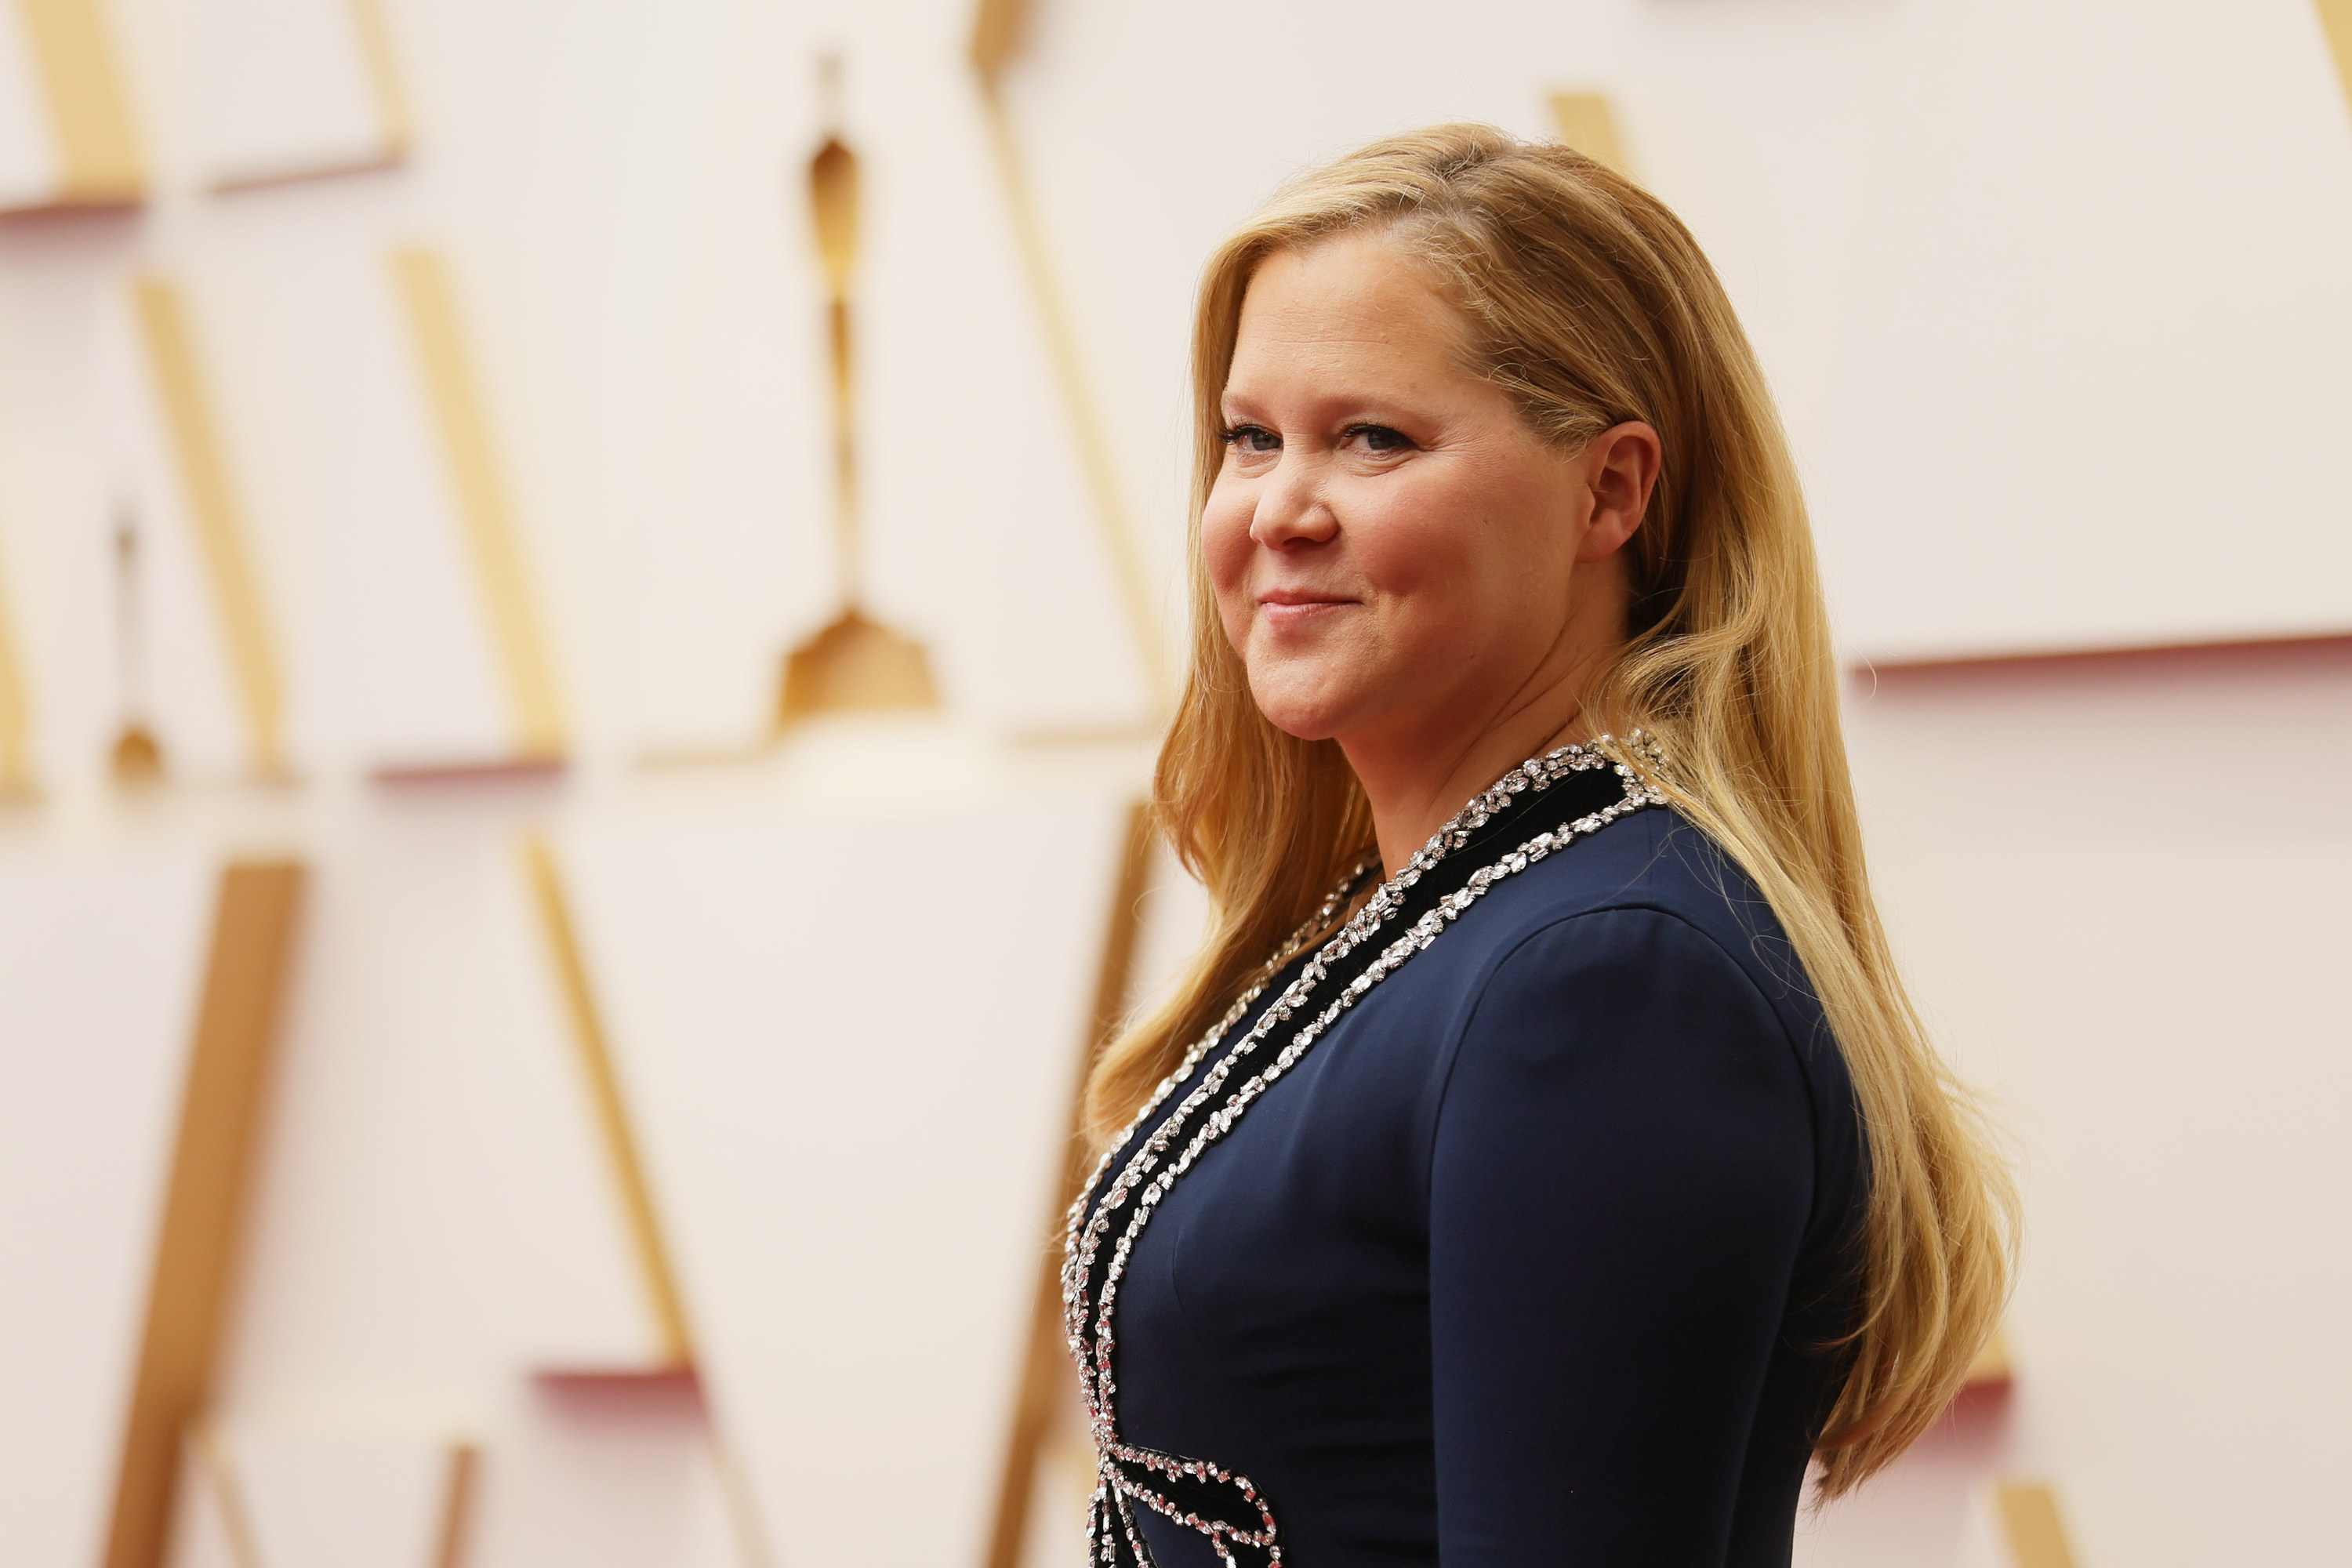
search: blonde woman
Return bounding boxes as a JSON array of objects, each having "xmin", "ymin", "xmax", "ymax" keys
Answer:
[{"xmin": 1062, "ymin": 126, "xmax": 2013, "ymax": 1566}]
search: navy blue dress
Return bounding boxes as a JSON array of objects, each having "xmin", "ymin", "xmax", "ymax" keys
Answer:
[{"xmin": 1069, "ymin": 756, "xmax": 1865, "ymax": 1567}]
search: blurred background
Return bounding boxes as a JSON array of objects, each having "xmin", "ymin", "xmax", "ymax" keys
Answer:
[{"xmin": 1, "ymin": 2, "xmax": 2347, "ymax": 1566}]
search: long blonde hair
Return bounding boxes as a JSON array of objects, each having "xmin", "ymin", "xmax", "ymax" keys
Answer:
[{"xmin": 1082, "ymin": 124, "xmax": 2014, "ymax": 1495}]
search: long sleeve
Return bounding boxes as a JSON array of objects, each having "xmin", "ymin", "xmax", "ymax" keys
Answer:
[{"xmin": 1428, "ymin": 907, "xmax": 1821, "ymax": 1566}]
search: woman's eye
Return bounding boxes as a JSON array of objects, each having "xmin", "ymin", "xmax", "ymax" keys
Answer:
[
  {"xmin": 1346, "ymin": 423, "xmax": 1412, "ymax": 454},
  {"xmin": 1221, "ymin": 424, "xmax": 1280, "ymax": 455}
]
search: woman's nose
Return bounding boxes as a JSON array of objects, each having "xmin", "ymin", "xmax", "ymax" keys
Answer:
[{"xmin": 1248, "ymin": 461, "xmax": 1340, "ymax": 550}]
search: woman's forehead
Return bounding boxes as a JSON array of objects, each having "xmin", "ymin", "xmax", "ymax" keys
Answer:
[{"xmin": 1225, "ymin": 238, "xmax": 1475, "ymax": 401}]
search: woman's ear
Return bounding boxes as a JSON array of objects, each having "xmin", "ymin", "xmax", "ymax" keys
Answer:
[{"xmin": 1576, "ymin": 420, "xmax": 1662, "ymax": 562}]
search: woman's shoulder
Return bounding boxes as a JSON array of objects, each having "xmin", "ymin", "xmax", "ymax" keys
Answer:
[
  {"xmin": 1490, "ymin": 802, "xmax": 1790, "ymax": 948},
  {"xmin": 1455, "ymin": 803, "xmax": 1840, "ymax": 1076},
  {"xmin": 1431, "ymin": 803, "xmax": 1864, "ymax": 1244}
]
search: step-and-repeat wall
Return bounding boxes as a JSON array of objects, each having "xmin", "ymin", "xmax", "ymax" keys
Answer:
[{"xmin": 1, "ymin": 2, "xmax": 2347, "ymax": 1566}]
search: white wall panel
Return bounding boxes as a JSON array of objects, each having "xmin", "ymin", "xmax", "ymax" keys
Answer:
[
  {"xmin": 1003, "ymin": 0, "xmax": 2352, "ymax": 662},
  {"xmin": 0, "ymin": 5, "xmax": 2341, "ymax": 1566},
  {"xmin": 0, "ymin": 1, "xmax": 61, "ymax": 209},
  {"xmin": 0, "ymin": 238, "xmax": 142, "ymax": 790},
  {"xmin": 612, "ymin": 0, "xmax": 1156, "ymax": 748},
  {"xmin": 1815, "ymin": 0, "xmax": 2352, "ymax": 659},
  {"xmin": 170, "ymin": 223, "xmax": 392, "ymax": 782},
  {"xmin": 1803, "ymin": 648, "xmax": 2352, "ymax": 1566},
  {"xmin": 561, "ymin": 782, "xmax": 1129, "ymax": 1568},
  {"xmin": 0, "ymin": 233, "xmax": 523, "ymax": 782},
  {"xmin": 457, "ymin": 1376, "xmax": 743, "ymax": 1568},
  {"xmin": 92, "ymin": 276, "xmax": 261, "ymax": 782},
  {"xmin": 237, "ymin": 1429, "xmax": 455, "ymax": 1568},
  {"xmin": 329, "ymin": 248, "xmax": 521, "ymax": 768},
  {"xmin": 210, "ymin": 812, "xmax": 667, "ymax": 1421},
  {"xmin": 184, "ymin": 0, "xmax": 397, "ymax": 189}
]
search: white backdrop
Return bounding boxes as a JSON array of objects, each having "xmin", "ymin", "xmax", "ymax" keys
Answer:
[
  {"xmin": 996, "ymin": 0, "xmax": 2352, "ymax": 660},
  {"xmin": 0, "ymin": 3, "xmax": 2347, "ymax": 1567}
]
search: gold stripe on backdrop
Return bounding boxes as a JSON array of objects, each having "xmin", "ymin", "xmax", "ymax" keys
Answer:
[
  {"xmin": 430, "ymin": 1443, "xmax": 480, "ymax": 1568},
  {"xmin": 346, "ymin": 0, "xmax": 413, "ymax": 160},
  {"xmin": 1993, "ymin": 1481, "xmax": 2080, "ymax": 1568},
  {"xmin": 102, "ymin": 861, "xmax": 307, "ymax": 1568},
  {"xmin": 13, "ymin": 0, "xmax": 142, "ymax": 204},
  {"xmin": 1547, "ymin": 92, "xmax": 1630, "ymax": 176},
  {"xmin": 1964, "ymin": 1328, "xmax": 2012, "ymax": 1388},
  {"xmin": 521, "ymin": 839, "xmax": 780, "ymax": 1567},
  {"xmin": 390, "ymin": 247, "xmax": 567, "ymax": 761},
  {"xmin": 520, "ymin": 837, "xmax": 695, "ymax": 1367},
  {"xmin": 2318, "ymin": 2, "xmax": 2352, "ymax": 110},
  {"xmin": 0, "ymin": 543, "xmax": 30, "ymax": 793},
  {"xmin": 984, "ymin": 798, "xmax": 1154, "ymax": 1568},
  {"xmin": 132, "ymin": 277, "xmax": 290, "ymax": 781},
  {"xmin": 969, "ymin": 2, "xmax": 1170, "ymax": 707},
  {"xmin": 967, "ymin": 0, "xmax": 1024, "ymax": 77}
]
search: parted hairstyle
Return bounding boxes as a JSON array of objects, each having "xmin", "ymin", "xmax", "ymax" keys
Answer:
[{"xmin": 1080, "ymin": 124, "xmax": 2015, "ymax": 1495}]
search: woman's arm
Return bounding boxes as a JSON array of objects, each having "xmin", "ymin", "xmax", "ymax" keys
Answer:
[{"xmin": 1428, "ymin": 906, "xmax": 1818, "ymax": 1566}]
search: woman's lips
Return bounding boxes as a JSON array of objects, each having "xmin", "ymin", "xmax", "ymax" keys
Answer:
[{"xmin": 1258, "ymin": 591, "xmax": 1354, "ymax": 627}]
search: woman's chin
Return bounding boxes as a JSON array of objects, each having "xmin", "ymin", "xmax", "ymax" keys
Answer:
[{"xmin": 1245, "ymin": 678, "xmax": 1359, "ymax": 743}]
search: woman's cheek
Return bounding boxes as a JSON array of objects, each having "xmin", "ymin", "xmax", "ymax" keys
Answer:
[
  {"xmin": 1337, "ymin": 492, "xmax": 1427, "ymax": 604},
  {"xmin": 1201, "ymin": 495, "xmax": 1254, "ymax": 600}
]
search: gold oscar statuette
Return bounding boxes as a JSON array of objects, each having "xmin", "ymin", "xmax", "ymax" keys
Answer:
[
  {"xmin": 109, "ymin": 505, "xmax": 165, "ymax": 786},
  {"xmin": 775, "ymin": 56, "xmax": 939, "ymax": 730}
]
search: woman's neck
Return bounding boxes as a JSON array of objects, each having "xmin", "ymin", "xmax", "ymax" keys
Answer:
[
  {"xmin": 1343, "ymin": 695, "xmax": 1595, "ymax": 880},
  {"xmin": 1341, "ymin": 573, "xmax": 1632, "ymax": 878}
]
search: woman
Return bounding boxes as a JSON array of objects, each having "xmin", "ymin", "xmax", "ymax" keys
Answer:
[{"xmin": 1064, "ymin": 125, "xmax": 2013, "ymax": 1566}]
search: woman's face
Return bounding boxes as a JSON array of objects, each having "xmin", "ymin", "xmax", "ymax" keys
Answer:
[{"xmin": 1204, "ymin": 234, "xmax": 1649, "ymax": 760}]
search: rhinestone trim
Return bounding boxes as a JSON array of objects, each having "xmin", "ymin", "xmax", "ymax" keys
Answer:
[{"xmin": 1063, "ymin": 737, "xmax": 1665, "ymax": 1567}]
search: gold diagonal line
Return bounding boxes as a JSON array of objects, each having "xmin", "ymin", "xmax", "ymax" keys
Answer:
[
  {"xmin": 707, "ymin": 1432, "xmax": 776, "ymax": 1568},
  {"xmin": 1992, "ymin": 1481, "xmax": 2079, "ymax": 1568},
  {"xmin": 103, "ymin": 862, "xmax": 307, "ymax": 1568},
  {"xmin": 970, "ymin": 2, "xmax": 1168, "ymax": 706},
  {"xmin": 132, "ymin": 277, "xmax": 289, "ymax": 780},
  {"xmin": 14, "ymin": 0, "xmax": 143, "ymax": 204},
  {"xmin": 390, "ymin": 248, "xmax": 566, "ymax": 760},
  {"xmin": 2318, "ymin": 2, "xmax": 2352, "ymax": 113},
  {"xmin": 985, "ymin": 798, "xmax": 1153, "ymax": 1568},
  {"xmin": 430, "ymin": 1443, "xmax": 478, "ymax": 1568},
  {"xmin": 519, "ymin": 837, "xmax": 694, "ymax": 1366},
  {"xmin": 346, "ymin": 0, "xmax": 413, "ymax": 160},
  {"xmin": 1547, "ymin": 92, "xmax": 1630, "ymax": 176},
  {"xmin": 974, "ymin": 89, "xmax": 1167, "ymax": 700},
  {"xmin": 517, "ymin": 845, "xmax": 781, "ymax": 1568},
  {"xmin": 968, "ymin": 0, "xmax": 1024, "ymax": 76},
  {"xmin": 1963, "ymin": 1328, "xmax": 2010, "ymax": 1386}
]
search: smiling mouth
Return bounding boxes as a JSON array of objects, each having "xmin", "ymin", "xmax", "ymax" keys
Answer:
[{"xmin": 1258, "ymin": 595, "xmax": 1354, "ymax": 627}]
